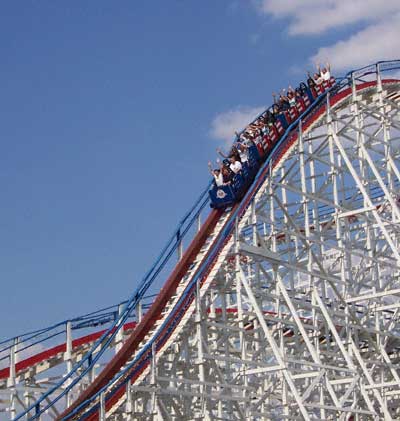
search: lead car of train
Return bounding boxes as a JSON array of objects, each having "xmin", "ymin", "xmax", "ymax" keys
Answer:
[{"xmin": 209, "ymin": 77, "xmax": 336, "ymax": 209}]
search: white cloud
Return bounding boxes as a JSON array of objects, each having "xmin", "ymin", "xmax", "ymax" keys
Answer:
[
  {"xmin": 210, "ymin": 106, "xmax": 265, "ymax": 145},
  {"xmin": 312, "ymin": 14, "xmax": 400, "ymax": 71},
  {"xmin": 254, "ymin": 0, "xmax": 400, "ymax": 71},
  {"xmin": 256, "ymin": 0, "xmax": 400, "ymax": 35}
]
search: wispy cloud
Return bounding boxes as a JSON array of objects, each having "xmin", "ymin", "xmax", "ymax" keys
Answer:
[
  {"xmin": 254, "ymin": 0, "xmax": 400, "ymax": 71},
  {"xmin": 210, "ymin": 106, "xmax": 265, "ymax": 145},
  {"xmin": 312, "ymin": 14, "xmax": 400, "ymax": 71},
  {"xmin": 255, "ymin": 0, "xmax": 400, "ymax": 35}
]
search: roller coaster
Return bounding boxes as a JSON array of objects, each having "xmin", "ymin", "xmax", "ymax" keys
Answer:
[{"xmin": 2, "ymin": 60, "xmax": 400, "ymax": 420}]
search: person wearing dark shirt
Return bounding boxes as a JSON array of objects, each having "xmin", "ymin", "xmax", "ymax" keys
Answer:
[{"xmin": 307, "ymin": 72, "xmax": 316, "ymax": 88}]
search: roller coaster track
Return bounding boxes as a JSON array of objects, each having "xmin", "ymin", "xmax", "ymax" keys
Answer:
[{"xmin": 3, "ymin": 60, "xmax": 400, "ymax": 420}]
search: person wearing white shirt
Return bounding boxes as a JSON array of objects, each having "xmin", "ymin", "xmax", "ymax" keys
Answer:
[
  {"xmin": 208, "ymin": 162, "xmax": 224, "ymax": 186},
  {"xmin": 236, "ymin": 143, "xmax": 249, "ymax": 164},
  {"xmin": 229, "ymin": 157, "xmax": 242, "ymax": 174},
  {"xmin": 318, "ymin": 62, "xmax": 331, "ymax": 82},
  {"xmin": 322, "ymin": 69, "xmax": 330, "ymax": 81},
  {"xmin": 314, "ymin": 72, "xmax": 324, "ymax": 86}
]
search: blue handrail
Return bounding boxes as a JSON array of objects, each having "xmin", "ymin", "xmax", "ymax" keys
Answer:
[{"xmin": 64, "ymin": 60, "xmax": 400, "ymax": 419}]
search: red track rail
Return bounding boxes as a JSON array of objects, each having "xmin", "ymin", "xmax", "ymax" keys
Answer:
[
  {"xmin": 0, "ymin": 322, "xmax": 137, "ymax": 381},
  {"xmin": 57, "ymin": 208, "xmax": 224, "ymax": 420}
]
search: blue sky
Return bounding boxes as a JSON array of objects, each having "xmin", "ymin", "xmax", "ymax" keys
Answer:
[{"xmin": 1, "ymin": 1, "xmax": 399, "ymax": 339}]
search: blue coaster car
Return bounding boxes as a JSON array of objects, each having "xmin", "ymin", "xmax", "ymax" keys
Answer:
[
  {"xmin": 209, "ymin": 174, "xmax": 245, "ymax": 208},
  {"xmin": 209, "ymin": 145, "xmax": 261, "ymax": 208}
]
